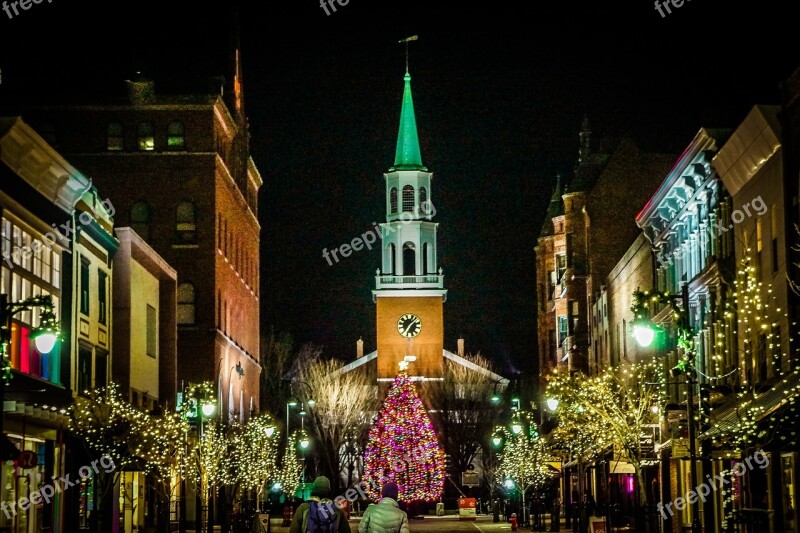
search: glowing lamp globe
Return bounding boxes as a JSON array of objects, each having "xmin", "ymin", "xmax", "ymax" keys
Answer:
[
  {"xmin": 272, "ymin": 482, "xmax": 282, "ymax": 492},
  {"xmin": 504, "ymin": 479, "xmax": 514, "ymax": 489},
  {"xmin": 546, "ymin": 398, "xmax": 559, "ymax": 412},
  {"xmin": 632, "ymin": 321, "xmax": 655, "ymax": 348},
  {"xmin": 490, "ymin": 394, "xmax": 501, "ymax": 405},
  {"xmin": 33, "ymin": 331, "xmax": 58, "ymax": 354},
  {"xmin": 492, "ymin": 435, "xmax": 502, "ymax": 447},
  {"xmin": 265, "ymin": 426, "xmax": 276, "ymax": 438},
  {"xmin": 201, "ymin": 402, "xmax": 216, "ymax": 417},
  {"xmin": 511, "ymin": 422, "xmax": 523, "ymax": 435},
  {"xmin": 299, "ymin": 434, "xmax": 310, "ymax": 449},
  {"xmin": 307, "ymin": 399, "xmax": 316, "ymax": 407}
]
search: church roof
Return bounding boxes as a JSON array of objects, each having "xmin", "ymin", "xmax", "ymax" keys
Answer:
[
  {"xmin": 334, "ymin": 349, "xmax": 509, "ymax": 387},
  {"xmin": 389, "ymin": 72, "xmax": 427, "ymax": 172}
]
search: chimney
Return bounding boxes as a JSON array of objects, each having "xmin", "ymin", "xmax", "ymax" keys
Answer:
[
  {"xmin": 357, "ymin": 338, "xmax": 364, "ymax": 359},
  {"xmin": 457, "ymin": 338, "xmax": 465, "ymax": 357},
  {"xmin": 125, "ymin": 74, "xmax": 155, "ymax": 105}
]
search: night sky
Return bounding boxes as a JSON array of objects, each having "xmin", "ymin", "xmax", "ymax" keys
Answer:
[{"xmin": 1, "ymin": 0, "xmax": 796, "ymax": 378}]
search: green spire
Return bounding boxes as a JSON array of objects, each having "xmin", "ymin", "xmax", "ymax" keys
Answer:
[{"xmin": 392, "ymin": 71, "xmax": 426, "ymax": 171}]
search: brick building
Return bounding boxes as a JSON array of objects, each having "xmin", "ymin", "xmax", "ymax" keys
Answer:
[
  {"xmin": 24, "ymin": 69, "xmax": 263, "ymax": 422},
  {"xmin": 535, "ymin": 120, "xmax": 673, "ymax": 391}
]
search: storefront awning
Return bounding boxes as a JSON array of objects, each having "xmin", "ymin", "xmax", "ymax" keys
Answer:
[{"xmin": 702, "ymin": 372, "xmax": 800, "ymax": 442}]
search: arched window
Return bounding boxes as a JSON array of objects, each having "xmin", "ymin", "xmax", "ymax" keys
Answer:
[
  {"xmin": 390, "ymin": 188, "xmax": 398, "ymax": 214},
  {"xmin": 137, "ymin": 122, "xmax": 154, "ymax": 151},
  {"xmin": 403, "ymin": 242, "xmax": 416, "ymax": 276},
  {"xmin": 177, "ymin": 283, "xmax": 195, "ymax": 325},
  {"xmin": 176, "ymin": 201, "xmax": 197, "ymax": 243},
  {"xmin": 107, "ymin": 122, "xmax": 123, "ymax": 151},
  {"xmin": 402, "ymin": 185, "xmax": 415, "ymax": 212},
  {"xmin": 167, "ymin": 121, "xmax": 185, "ymax": 150},
  {"xmin": 130, "ymin": 201, "xmax": 151, "ymax": 240},
  {"xmin": 387, "ymin": 243, "xmax": 396, "ymax": 274}
]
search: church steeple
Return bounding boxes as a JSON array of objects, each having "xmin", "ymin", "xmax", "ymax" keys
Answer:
[
  {"xmin": 373, "ymin": 59, "xmax": 446, "ymax": 381},
  {"xmin": 391, "ymin": 71, "xmax": 426, "ymax": 171}
]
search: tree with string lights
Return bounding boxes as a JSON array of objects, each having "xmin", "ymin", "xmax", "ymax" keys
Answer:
[
  {"xmin": 362, "ymin": 365, "xmax": 445, "ymax": 503},
  {"xmin": 70, "ymin": 384, "xmax": 187, "ymax": 533},
  {"xmin": 546, "ymin": 361, "xmax": 663, "ymax": 510},
  {"xmin": 492, "ymin": 410, "xmax": 551, "ymax": 524},
  {"xmin": 273, "ymin": 430, "xmax": 304, "ymax": 498}
]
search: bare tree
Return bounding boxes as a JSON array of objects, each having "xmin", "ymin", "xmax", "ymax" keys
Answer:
[
  {"xmin": 259, "ymin": 328, "xmax": 295, "ymax": 417},
  {"xmin": 424, "ymin": 353, "xmax": 503, "ymax": 481},
  {"xmin": 296, "ymin": 358, "xmax": 379, "ymax": 490}
]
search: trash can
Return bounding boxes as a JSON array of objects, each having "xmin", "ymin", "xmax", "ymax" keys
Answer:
[{"xmin": 436, "ymin": 503, "xmax": 445, "ymax": 516}]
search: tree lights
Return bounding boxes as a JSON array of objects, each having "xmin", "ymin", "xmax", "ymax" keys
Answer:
[
  {"xmin": 493, "ymin": 410, "xmax": 551, "ymax": 528},
  {"xmin": 546, "ymin": 362, "xmax": 663, "ymax": 509},
  {"xmin": 362, "ymin": 369, "xmax": 445, "ymax": 502}
]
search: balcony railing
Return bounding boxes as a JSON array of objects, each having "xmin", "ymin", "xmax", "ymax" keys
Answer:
[{"xmin": 375, "ymin": 274, "xmax": 444, "ymax": 290}]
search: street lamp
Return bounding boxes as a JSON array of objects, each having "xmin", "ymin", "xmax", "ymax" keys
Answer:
[
  {"xmin": 0, "ymin": 294, "xmax": 61, "ymax": 455},
  {"xmin": 511, "ymin": 417, "xmax": 523, "ymax": 435},
  {"xmin": 546, "ymin": 398, "xmax": 559, "ymax": 412},
  {"xmin": 631, "ymin": 285, "xmax": 701, "ymax": 533}
]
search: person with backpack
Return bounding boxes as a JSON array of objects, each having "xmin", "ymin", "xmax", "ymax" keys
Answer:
[
  {"xmin": 289, "ymin": 476, "xmax": 351, "ymax": 533},
  {"xmin": 358, "ymin": 482, "xmax": 409, "ymax": 533}
]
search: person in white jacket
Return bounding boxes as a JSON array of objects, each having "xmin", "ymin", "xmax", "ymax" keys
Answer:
[{"xmin": 358, "ymin": 483, "xmax": 410, "ymax": 533}]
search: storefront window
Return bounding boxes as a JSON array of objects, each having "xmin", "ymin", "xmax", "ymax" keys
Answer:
[{"xmin": 0, "ymin": 437, "xmax": 47, "ymax": 532}]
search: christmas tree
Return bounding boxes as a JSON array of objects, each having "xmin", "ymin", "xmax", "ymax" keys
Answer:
[{"xmin": 362, "ymin": 367, "xmax": 445, "ymax": 501}]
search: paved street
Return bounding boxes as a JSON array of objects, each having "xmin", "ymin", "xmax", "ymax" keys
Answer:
[{"xmin": 269, "ymin": 515, "xmax": 573, "ymax": 533}]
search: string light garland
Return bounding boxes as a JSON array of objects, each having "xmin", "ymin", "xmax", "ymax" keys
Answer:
[
  {"xmin": 494, "ymin": 411, "xmax": 551, "ymax": 492},
  {"xmin": 362, "ymin": 370, "xmax": 445, "ymax": 502}
]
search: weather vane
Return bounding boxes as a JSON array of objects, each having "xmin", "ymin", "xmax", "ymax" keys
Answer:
[{"xmin": 398, "ymin": 35, "xmax": 419, "ymax": 74}]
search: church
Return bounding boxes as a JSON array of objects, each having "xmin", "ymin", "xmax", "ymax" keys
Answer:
[{"xmin": 337, "ymin": 65, "xmax": 508, "ymax": 388}]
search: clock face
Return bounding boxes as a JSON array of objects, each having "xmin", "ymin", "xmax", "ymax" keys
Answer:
[{"xmin": 397, "ymin": 313, "xmax": 422, "ymax": 338}]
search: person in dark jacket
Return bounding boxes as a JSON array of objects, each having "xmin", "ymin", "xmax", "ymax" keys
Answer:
[
  {"xmin": 289, "ymin": 476, "xmax": 351, "ymax": 533},
  {"xmin": 358, "ymin": 482, "xmax": 409, "ymax": 533}
]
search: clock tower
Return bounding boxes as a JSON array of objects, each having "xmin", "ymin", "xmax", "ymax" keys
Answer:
[{"xmin": 373, "ymin": 68, "xmax": 446, "ymax": 379}]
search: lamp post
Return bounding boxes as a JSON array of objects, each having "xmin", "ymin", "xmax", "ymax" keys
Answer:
[
  {"xmin": 631, "ymin": 284, "xmax": 701, "ymax": 533},
  {"xmin": 180, "ymin": 382, "xmax": 217, "ymax": 532},
  {"xmin": 0, "ymin": 294, "xmax": 60, "ymax": 451}
]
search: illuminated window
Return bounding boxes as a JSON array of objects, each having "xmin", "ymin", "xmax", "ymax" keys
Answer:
[
  {"xmin": 167, "ymin": 121, "xmax": 185, "ymax": 150},
  {"xmin": 402, "ymin": 185, "xmax": 415, "ymax": 212},
  {"xmin": 130, "ymin": 201, "xmax": 151, "ymax": 241},
  {"xmin": 107, "ymin": 122, "xmax": 124, "ymax": 151},
  {"xmin": 176, "ymin": 201, "xmax": 196, "ymax": 243},
  {"xmin": 390, "ymin": 188, "xmax": 398, "ymax": 214},
  {"xmin": 137, "ymin": 122, "xmax": 154, "ymax": 151},
  {"xmin": 556, "ymin": 253, "xmax": 567, "ymax": 283},
  {"xmin": 178, "ymin": 283, "xmax": 195, "ymax": 325},
  {"xmin": 557, "ymin": 316, "xmax": 568, "ymax": 347}
]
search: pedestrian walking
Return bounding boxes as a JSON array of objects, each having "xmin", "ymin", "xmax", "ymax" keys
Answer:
[
  {"xmin": 289, "ymin": 476, "xmax": 351, "ymax": 533},
  {"xmin": 358, "ymin": 482, "xmax": 409, "ymax": 533}
]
